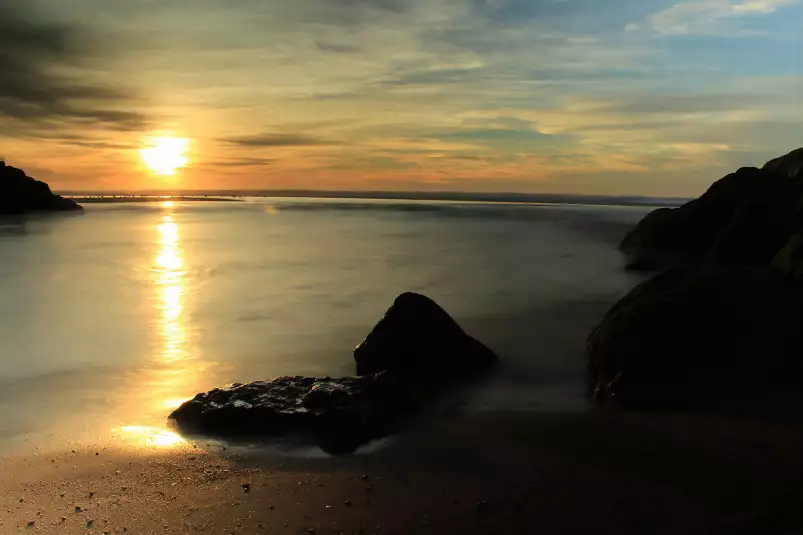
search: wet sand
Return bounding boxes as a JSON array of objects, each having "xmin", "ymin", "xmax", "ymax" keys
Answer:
[{"xmin": 3, "ymin": 411, "xmax": 803, "ymax": 534}]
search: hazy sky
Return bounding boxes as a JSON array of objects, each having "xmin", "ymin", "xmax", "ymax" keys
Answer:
[{"xmin": 0, "ymin": 0, "xmax": 800, "ymax": 194}]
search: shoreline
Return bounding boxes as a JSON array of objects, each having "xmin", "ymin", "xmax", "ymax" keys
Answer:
[
  {"xmin": 4, "ymin": 410, "xmax": 803, "ymax": 534},
  {"xmin": 68, "ymin": 196, "xmax": 242, "ymax": 203}
]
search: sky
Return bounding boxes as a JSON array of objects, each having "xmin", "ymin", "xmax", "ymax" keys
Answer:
[{"xmin": 0, "ymin": 0, "xmax": 800, "ymax": 195}]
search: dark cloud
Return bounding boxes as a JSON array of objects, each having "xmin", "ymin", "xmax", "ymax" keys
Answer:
[
  {"xmin": 0, "ymin": 0, "xmax": 148, "ymax": 131},
  {"xmin": 315, "ymin": 41, "xmax": 363, "ymax": 54},
  {"xmin": 219, "ymin": 134, "xmax": 334, "ymax": 147},
  {"xmin": 597, "ymin": 93, "xmax": 760, "ymax": 115},
  {"xmin": 205, "ymin": 157, "xmax": 276, "ymax": 167}
]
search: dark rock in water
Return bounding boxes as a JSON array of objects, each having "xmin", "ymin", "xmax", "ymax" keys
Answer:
[
  {"xmin": 587, "ymin": 266, "xmax": 803, "ymax": 406},
  {"xmin": 354, "ymin": 292, "xmax": 497, "ymax": 378},
  {"xmin": 169, "ymin": 373, "xmax": 417, "ymax": 453},
  {"xmin": 0, "ymin": 161, "xmax": 82, "ymax": 215},
  {"xmin": 620, "ymin": 148, "xmax": 803, "ymax": 270},
  {"xmin": 170, "ymin": 293, "xmax": 497, "ymax": 452}
]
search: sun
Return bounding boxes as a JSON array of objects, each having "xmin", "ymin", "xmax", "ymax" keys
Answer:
[{"xmin": 140, "ymin": 137, "xmax": 190, "ymax": 176}]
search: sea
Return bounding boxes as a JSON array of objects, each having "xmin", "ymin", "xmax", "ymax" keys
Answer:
[{"xmin": 0, "ymin": 197, "xmax": 656, "ymax": 454}]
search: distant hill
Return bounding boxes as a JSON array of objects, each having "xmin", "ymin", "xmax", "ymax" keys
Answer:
[{"xmin": 0, "ymin": 162, "xmax": 82, "ymax": 215}]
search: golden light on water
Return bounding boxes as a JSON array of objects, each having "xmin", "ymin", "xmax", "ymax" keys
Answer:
[
  {"xmin": 156, "ymin": 214, "xmax": 188, "ymax": 363},
  {"xmin": 140, "ymin": 136, "xmax": 190, "ymax": 176},
  {"xmin": 117, "ymin": 426, "xmax": 186, "ymax": 448},
  {"xmin": 117, "ymin": 206, "xmax": 200, "ymax": 449}
]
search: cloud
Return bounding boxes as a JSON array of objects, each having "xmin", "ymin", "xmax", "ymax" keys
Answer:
[
  {"xmin": 219, "ymin": 133, "xmax": 335, "ymax": 147},
  {"xmin": 204, "ymin": 157, "xmax": 275, "ymax": 167},
  {"xmin": 0, "ymin": 0, "xmax": 148, "ymax": 131},
  {"xmin": 629, "ymin": 0, "xmax": 799, "ymax": 35}
]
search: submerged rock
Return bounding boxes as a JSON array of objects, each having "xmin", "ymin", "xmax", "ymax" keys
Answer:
[
  {"xmin": 620, "ymin": 148, "xmax": 803, "ymax": 270},
  {"xmin": 0, "ymin": 161, "xmax": 82, "ymax": 215},
  {"xmin": 169, "ymin": 373, "xmax": 415, "ymax": 452},
  {"xmin": 354, "ymin": 292, "xmax": 497, "ymax": 379},
  {"xmin": 587, "ymin": 267, "xmax": 803, "ymax": 406},
  {"xmin": 170, "ymin": 293, "xmax": 497, "ymax": 452}
]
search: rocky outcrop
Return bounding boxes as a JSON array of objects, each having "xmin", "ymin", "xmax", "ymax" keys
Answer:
[
  {"xmin": 599, "ymin": 149, "xmax": 803, "ymax": 408},
  {"xmin": 170, "ymin": 293, "xmax": 497, "ymax": 452},
  {"xmin": 772, "ymin": 231, "xmax": 803, "ymax": 281},
  {"xmin": 168, "ymin": 373, "xmax": 415, "ymax": 453},
  {"xmin": 588, "ymin": 267, "xmax": 803, "ymax": 406},
  {"xmin": 354, "ymin": 292, "xmax": 497, "ymax": 379},
  {"xmin": 0, "ymin": 162, "xmax": 81, "ymax": 215},
  {"xmin": 620, "ymin": 148, "xmax": 803, "ymax": 270}
]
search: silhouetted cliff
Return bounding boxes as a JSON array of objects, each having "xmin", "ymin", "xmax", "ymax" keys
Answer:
[{"xmin": 0, "ymin": 162, "xmax": 81, "ymax": 214}]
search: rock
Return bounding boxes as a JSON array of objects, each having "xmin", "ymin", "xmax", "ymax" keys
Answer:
[
  {"xmin": 587, "ymin": 266, "xmax": 803, "ymax": 406},
  {"xmin": 171, "ymin": 294, "xmax": 497, "ymax": 451},
  {"xmin": 169, "ymin": 373, "xmax": 417, "ymax": 453},
  {"xmin": 0, "ymin": 161, "xmax": 82, "ymax": 215},
  {"xmin": 620, "ymin": 148, "xmax": 803, "ymax": 270},
  {"xmin": 772, "ymin": 231, "xmax": 803, "ymax": 280},
  {"xmin": 354, "ymin": 292, "xmax": 497, "ymax": 378}
]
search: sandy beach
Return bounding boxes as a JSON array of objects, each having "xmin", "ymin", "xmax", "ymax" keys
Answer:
[{"xmin": 3, "ymin": 411, "xmax": 803, "ymax": 534}]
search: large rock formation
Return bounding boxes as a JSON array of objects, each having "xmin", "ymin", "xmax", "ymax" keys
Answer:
[
  {"xmin": 592, "ymin": 148, "xmax": 803, "ymax": 408},
  {"xmin": 0, "ymin": 162, "xmax": 82, "ymax": 215},
  {"xmin": 354, "ymin": 292, "xmax": 497, "ymax": 379},
  {"xmin": 170, "ymin": 293, "xmax": 497, "ymax": 452},
  {"xmin": 620, "ymin": 148, "xmax": 803, "ymax": 270},
  {"xmin": 588, "ymin": 267, "xmax": 803, "ymax": 406},
  {"xmin": 168, "ymin": 373, "xmax": 415, "ymax": 453}
]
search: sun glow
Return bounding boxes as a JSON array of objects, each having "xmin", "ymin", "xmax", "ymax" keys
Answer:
[{"xmin": 140, "ymin": 136, "xmax": 190, "ymax": 175}]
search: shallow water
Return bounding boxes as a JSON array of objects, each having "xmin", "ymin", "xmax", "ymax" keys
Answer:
[{"xmin": 0, "ymin": 198, "xmax": 649, "ymax": 454}]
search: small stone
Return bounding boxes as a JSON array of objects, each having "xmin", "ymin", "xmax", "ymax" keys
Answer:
[
  {"xmin": 75, "ymin": 506, "xmax": 83, "ymax": 513},
  {"xmin": 268, "ymin": 504, "xmax": 275, "ymax": 510},
  {"xmin": 87, "ymin": 519, "xmax": 94, "ymax": 528},
  {"xmin": 360, "ymin": 475, "xmax": 369, "ymax": 481},
  {"xmin": 344, "ymin": 500, "xmax": 352, "ymax": 506},
  {"xmin": 89, "ymin": 492, "xmax": 94, "ymax": 498},
  {"xmin": 26, "ymin": 521, "xmax": 35, "ymax": 527},
  {"xmin": 308, "ymin": 528, "xmax": 316, "ymax": 534},
  {"xmin": 60, "ymin": 517, "xmax": 66, "ymax": 523},
  {"xmin": 19, "ymin": 498, "xmax": 24, "ymax": 503},
  {"xmin": 242, "ymin": 483, "xmax": 251, "ymax": 494},
  {"xmin": 325, "ymin": 505, "xmax": 332, "ymax": 509},
  {"xmin": 95, "ymin": 452, "xmax": 99, "ymax": 456}
]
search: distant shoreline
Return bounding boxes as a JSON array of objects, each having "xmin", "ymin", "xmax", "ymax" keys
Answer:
[
  {"xmin": 69, "ymin": 195, "xmax": 241, "ymax": 203},
  {"xmin": 64, "ymin": 191, "xmax": 687, "ymax": 208}
]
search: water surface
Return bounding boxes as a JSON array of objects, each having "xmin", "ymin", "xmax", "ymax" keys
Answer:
[{"xmin": 0, "ymin": 198, "xmax": 649, "ymax": 453}]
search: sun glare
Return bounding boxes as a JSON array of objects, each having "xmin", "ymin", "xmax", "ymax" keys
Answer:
[{"xmin": 140, "ymin": 136, "xmax": 190, "ymax": 176}]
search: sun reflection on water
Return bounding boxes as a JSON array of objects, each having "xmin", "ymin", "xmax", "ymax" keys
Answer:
[
  {"xmin": 118, "ymin": 425, "xmax": 186, "ymax": 447},
  {"xmin": 156, "ymin": 216, "xmax": 187, "ymax": 362},
  {"xmin": 116, "ymin": 204, "xmax": 201, "ymax": 449}
]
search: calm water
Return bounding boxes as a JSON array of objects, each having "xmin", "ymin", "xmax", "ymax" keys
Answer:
[{"xmin": 0, "ymin": 198, "xmax": 649, "ymax": 453}]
